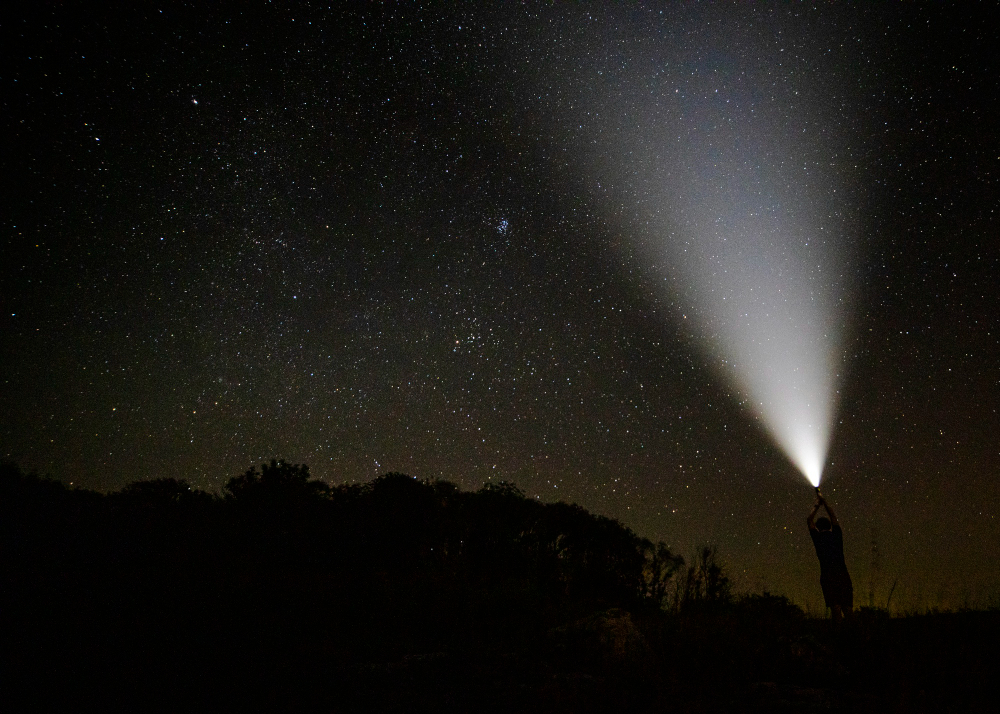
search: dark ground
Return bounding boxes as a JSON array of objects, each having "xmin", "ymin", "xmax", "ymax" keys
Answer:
[{"xmin": 4, "ymin": 463, "xmax": 997, "ymax": 712}]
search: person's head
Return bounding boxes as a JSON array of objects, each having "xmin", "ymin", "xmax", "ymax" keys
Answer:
[{"xmin": 815, "ymin": 516, "xmax": 832, "ymax": 531}]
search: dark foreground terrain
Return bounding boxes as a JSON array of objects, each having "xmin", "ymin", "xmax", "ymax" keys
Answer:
[{"xmin": 4, "ymin": 462, "xmax": 997, "ymax": 712}]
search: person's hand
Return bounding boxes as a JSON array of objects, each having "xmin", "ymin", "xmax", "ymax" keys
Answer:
[{"xmin": 817, "ymin": 495, "xmax": 827, "ymax": 506}]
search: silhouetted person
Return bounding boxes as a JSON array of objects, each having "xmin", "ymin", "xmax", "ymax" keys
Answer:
[{"xmin": 807, "ymin": 494, "xmax": 853, "ymax": 622}]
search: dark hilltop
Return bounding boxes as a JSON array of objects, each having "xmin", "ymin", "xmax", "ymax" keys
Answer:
[{"xmin": 5, "ymin": 460, "xmax": 998, "ymax": 712}]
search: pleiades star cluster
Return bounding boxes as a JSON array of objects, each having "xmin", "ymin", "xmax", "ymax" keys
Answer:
[{"xmin": 3, "ymin": 2, "xmax": 998, "ymax": 610}]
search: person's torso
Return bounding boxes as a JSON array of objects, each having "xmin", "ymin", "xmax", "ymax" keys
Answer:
[{"xmin": 811, "ymin": 527, "xmax": 846, "ymax": 570}]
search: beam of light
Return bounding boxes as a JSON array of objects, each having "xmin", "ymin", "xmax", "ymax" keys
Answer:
[
  {"xmin": 552, "ymin": 6, "xmax": 863, "ymax": 487},
  {"xmin": 656, "ymin": 158, "xmax": 851, "ymax": 489},
  {"xmin": 638, "ymin": 18, "xmax": 856, "ymax": 489}
]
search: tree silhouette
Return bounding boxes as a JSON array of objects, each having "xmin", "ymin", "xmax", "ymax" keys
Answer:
[
  {"xmin": 641, "ymin": 540, "xmax": 685, "ymax": 609},
  {"xmin": 676, "ymin": 546, "xmax": 732, "ymax": 611},
  {"xmin": 225, "ymin": 459, "xmax": 328, "ymax": 501}
]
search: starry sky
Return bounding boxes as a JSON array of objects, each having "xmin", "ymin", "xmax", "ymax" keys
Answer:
[{"xmin": 4, "ymin": 2, "xmax": 999, "ymax": 612}]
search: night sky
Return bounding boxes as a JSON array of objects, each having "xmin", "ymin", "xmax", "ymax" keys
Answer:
[{"xmin": 4, "ymin": 2, "xmax": 998, "ymax": 612}]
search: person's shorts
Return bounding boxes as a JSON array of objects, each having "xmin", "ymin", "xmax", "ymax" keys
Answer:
[{"xmin": 820, "ymin": 569, "xmax": 853, "ymax": 609}]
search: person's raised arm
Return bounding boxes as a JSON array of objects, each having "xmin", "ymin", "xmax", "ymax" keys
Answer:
[{"xmin": 807, "ymin": 499, "xmax": 822, "ymax": 531}]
